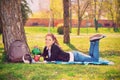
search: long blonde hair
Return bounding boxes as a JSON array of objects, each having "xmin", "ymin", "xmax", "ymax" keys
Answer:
[{"xmin": 45, "ymin": 33, "xmax": 59, "ymax": 45}]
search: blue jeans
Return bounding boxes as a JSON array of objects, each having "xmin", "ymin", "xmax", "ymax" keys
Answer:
[{"xmin": 72, "ymin": 41, "xmax": 99, "ymax": 62}]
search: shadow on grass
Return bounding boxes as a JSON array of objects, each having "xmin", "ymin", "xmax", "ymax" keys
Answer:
[
  {"xmin": 0, "ymin": 48, "xmax": 5, "ymax": 63},
  {"xmin": 0, "ymin": 72, "xmax": 22, "ymax": 80},
  {"xmin": 105, "ymin": 69, "xmax": 120, "ymax": 80},
  {"xmin": 0, "ymin": 48, "xmax": 4, "ymax": 53},
  {"xmin": 65, "ymin": 43, "xmax": 79, "ymax": 51},
  {"xmin": 100, "ymin": 50, "xmax": 120, "ymax": 57},
  {"xmin": 77, "ymin": 50, "xmax": 120, "ymax": 57}
]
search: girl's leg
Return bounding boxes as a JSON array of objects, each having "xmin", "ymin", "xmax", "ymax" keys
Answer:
[
  {"xmin": 89, "ymin": 41, "xmax": 95, "ymax": 57},
  {"xmin": 73, "ymin": 50, "xmax": 98, "ymax": 62},
  {"xmin": 73, "ymin": 41, "xmax": 100, "ymax": 62},
  {"xmin": 73, "ymin": 51, "xmax": 91, "ymax": 62},
  {"xmin": 92, "ymin": 41, "xmax": 99, "ymax": 60},
  {"xmin": 89, "ymin": 40, "xmax": 99, "ymax": 61}
]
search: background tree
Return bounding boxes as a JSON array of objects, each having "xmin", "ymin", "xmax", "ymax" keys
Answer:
[
  {"xmin": 37, "ymin": 0, "xmax": 63, "ymax": 19},
  {"xmin": 21, "ymin": 0, "xmax": 32, "ymax": 25},
  {"xmin": 115, "ymin": 0, "xmax": 120, "ymax": 31},
  {"xmin": 50, "ymin": 0, "xmax": 63, "ymax": 27},
  {"xmin": 102, "ymin": 0, "xmax": 116, "ymax": 31},
  {"xmin": 77, "ymin": 0, "xmax": 80, "ymax": 35},
  {"xmin": 77, "ymin": 0, "xmax": 90, "ymax": 35},
  {"xmin": 97, "ymin": 0, "xmax": 103, "ymax": 19},
  {"xmin": 50, "ymin": 0, "xmax": 63, "ymax": 19},
  {"xmin": 93, "ymin": 0, "xmax": 98, "ymax": 32},
  {"xmin": 94, "ymin": 0, "xmax": 104, "ymax": 32},
  {"xmin": 101, "ymin": 0, "xmax": 119, "ymax": 31},
  {"xmin": 0, "ymin": 0, "xmax": 30, "ymax": 55},
  {"xmin": 69, "ymin": 0, "xmax": 72, "ymax": 32},
  {"xmin": 0, "ymin": 0, "xmax": 31, "ymax": 34},
  {"xmin": 63, "ymin": 0, "xmax": 70, "ymax": 43}
]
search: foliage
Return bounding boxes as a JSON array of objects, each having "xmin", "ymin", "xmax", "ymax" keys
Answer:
[
  {"xmin": 102, "ymin": 0, "xmax": 114, "ymax": 20},
  {"xmin": 1, "ymin": 52, "xmax": 7, "ymax": 62},
  {"xmin": 21, "ymin": 0, "xmax": 32, "ymax": 25},
  {"xmin": 95, "ymin": 0, "xmax": 120, "ymax": 28},
  {"xmin": 30, "ymin": 0, "xmax": 63, "ymax": 19},
  {"xmin": 115, "ymin": 0, "xmax": 120, "ymax": 29},
  {"xmin": 57, "ymin": 26, "xmax": 64, "ymax": 35},
  {"xmin": 50, "ymin": 0, "xmax": 63, "ymax": 19}
]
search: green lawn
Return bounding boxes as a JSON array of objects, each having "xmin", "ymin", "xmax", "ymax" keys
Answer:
[{"xmin": 0, "ymin": 27, "xmax": 120, "ymax": 80}]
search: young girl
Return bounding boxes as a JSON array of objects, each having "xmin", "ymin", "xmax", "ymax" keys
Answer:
[{"xmin": 41, "ymin": 33, "xmax": 106, "ymax": 62}]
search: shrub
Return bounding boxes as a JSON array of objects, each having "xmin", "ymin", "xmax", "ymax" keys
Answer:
[
  {"xmin": 1, "ymin": 53, "xmax": 8, "ymax": 62},
  {"xmin": 57, "ymin": 26, "xmax": 64, "ymax": 35}
]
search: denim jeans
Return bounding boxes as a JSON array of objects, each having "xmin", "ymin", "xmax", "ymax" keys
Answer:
[{"xmin": 72, "ymin": 41, "xmax": 99, "ymax": 62}]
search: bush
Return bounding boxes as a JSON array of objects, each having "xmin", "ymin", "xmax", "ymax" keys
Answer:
[
  {"xmin": 1, "ymin": 53, "xmax": 8, "ymax": 62},
  {"xmin": 57, "ymin": 26, "xmax": 64, "ymax": 35},
  {"xmin": 98, "ymin": 23, "xmax": 102, "ymax": 27}
]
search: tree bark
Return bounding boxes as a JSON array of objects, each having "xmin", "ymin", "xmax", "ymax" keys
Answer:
[
  {"xmin": 94, "ymin": 0, "xmax": 98, "ymax": 32},
  {"xmin": 77, "ymin": 0, "xmax": 81, "ymax": 35},
  {"xmin": 51, "ymin": 10, "xmax": 54, "ymax": 28},
  {"xmin": 115, "ymin": 0, "xmax": 120, "ymax": 29},
  {"xmin": 0, "ymin": 16, "xmax": 2, "ymax": 34},
  {"xmin": 63, "ymin": 0, "xmax": 70, "ymax": 43},
  {"xmin": 77, "ymin": 0, "xmax": 90, "ymax": 35},
  {"xmin": 0, "ymin": 0, "xmax": 29, "ymax": 54},
  {"xmin": 69, "ymin": 0, "xmax": 72, "ymax": 33}
]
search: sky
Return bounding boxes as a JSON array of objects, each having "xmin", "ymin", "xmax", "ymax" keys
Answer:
[{"xmin": 26, "ymin": 0, "xmax": 50, "ymax": 12}]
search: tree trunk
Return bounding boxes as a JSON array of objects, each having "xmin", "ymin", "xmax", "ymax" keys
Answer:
[
  {"xmin": 63, "ymin": 0, "xmax": 70, "ymax": 43},
  {"xmin": 94, "ymin": 0, "xmax": 98, "ymax": 32},
  {"xmin": 115, "ymin": 0, "xmax": 120, "ymax": 31},
  {"xmin": 77, "ymin": 17, "xmax": 82, "ymax": 35},
  {"xmin": 51, "ymin": 11, "xmax": 54, "ymax": 28},
  {"xmin": 77, "ymin": 0, "xmax": 90, "ymax": 35},
  {"xmin": 97, "ymin": 0, "xmax": 103, "ymax": 20},
  {"xmin": 0, "ymin": 0, "xmax": 29, "ymax": 54},
  {"xmin": 0, "ymin": 16, "xmax": 2, "ymax": 34},
  {"xmin": 69, "ymin": 0, "xmax": 72, "ymax": 33},
  {"xmin": 77, "ymin": 0, "xmax": 81, "ymax": 35}
]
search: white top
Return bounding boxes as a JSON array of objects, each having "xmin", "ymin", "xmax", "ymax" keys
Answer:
[
  {"xmin": 68, "ymin": 52, "xmax": 74, "ymax": 62},
  {"xmin": 46, "ymin": 47, "xmax": 51, "ymax": 58}
]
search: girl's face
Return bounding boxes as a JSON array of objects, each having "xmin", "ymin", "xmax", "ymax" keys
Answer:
[{"xmin": 45, "ymin": 36, "xmax": 55, "ymax": 48}]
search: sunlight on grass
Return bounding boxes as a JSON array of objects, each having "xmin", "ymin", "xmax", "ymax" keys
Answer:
[{"xmin": 0, "ymin": 27, "xmax": 120, "ymax": 80}]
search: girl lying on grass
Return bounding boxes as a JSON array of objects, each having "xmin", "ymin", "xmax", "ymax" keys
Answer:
[
  {"xmin": 23, "ymin": 33, "xmax": 106, "ymax": 63},
  {"xmin": 41, "ymin": 33, "xmax": 105, "ymax": 62}
]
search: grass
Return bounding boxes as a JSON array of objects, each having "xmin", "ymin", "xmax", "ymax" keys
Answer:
[{"xmin": 0, "ymin": 27, "xmax": 120, "ymax": 80}]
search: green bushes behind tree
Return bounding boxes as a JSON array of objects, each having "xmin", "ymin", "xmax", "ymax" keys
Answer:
[{"xmin": 57, "ymin": 26, "xmax": 64, "ymax": 34}]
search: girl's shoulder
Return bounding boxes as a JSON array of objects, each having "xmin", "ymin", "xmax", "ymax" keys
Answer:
[{"xmin": 52, "ymin": 43, "xmax": 61, "ymax": 49}]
